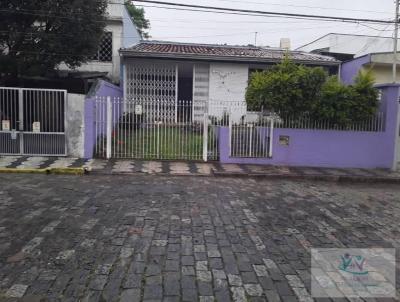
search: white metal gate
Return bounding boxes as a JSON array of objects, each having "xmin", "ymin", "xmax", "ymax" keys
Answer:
[
  {"xmin": 0, "ymin": 87, "xmax": 67, "ymax": 156},
  {"xmin": 229, "ymin": 115, "xmax": 274, "ymax": 158},
  {"xmin": 94, "ymin": 97, "xmax": 211, "ymax": 160}
]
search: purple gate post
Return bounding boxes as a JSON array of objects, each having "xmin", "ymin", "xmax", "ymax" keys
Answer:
[{"xmin": 84, "ymin": 80, "xmax": 123, "ymax": 159}]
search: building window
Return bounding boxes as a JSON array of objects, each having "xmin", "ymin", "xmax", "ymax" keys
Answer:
[{"xmin": 92, "ymin": 32, "xmax": 112, "ymax": 62}]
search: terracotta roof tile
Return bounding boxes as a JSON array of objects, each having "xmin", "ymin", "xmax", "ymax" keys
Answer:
[{"xmin": 121, "ymin": 41, "xmax": 339, "ymax": 64}]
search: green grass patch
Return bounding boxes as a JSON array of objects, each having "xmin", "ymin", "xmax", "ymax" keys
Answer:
[{"xmin": 111, "ymin": 126, "xmax": 204, "ymax": 160}]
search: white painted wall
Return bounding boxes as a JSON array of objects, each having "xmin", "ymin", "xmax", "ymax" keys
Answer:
[
  {"xmin": 208, "ymin": 63, "xmax": 248, "ymax": 121},
  {"xmin": 66, "ymin": 93, "xmax": 85, "ymax": 157},
  {"xmin": 107, "ymin": 0, "xmax": 123, "ymax": 20}
]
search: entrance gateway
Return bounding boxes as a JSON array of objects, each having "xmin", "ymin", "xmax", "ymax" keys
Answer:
[{"xmin": 0, "ymin": 87, "xmax": 67, "ymax": 156}]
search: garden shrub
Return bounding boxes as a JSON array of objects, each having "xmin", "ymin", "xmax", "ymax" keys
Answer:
[
  {"xmin": 246, "ymin": 58, "xmax": 327, "ymax": 115},
  {"xmin": 246, "ymin": 59, "xmax": 379, "ymax": 126}
]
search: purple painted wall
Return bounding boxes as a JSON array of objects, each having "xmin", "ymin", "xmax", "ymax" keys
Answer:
[
  {"xmin": 84, "ymin": 80, "xmax": 122, "ymax": 159},
  {"xmin": 220, "ymin": 84, "xmax": 400, "ymax": 169},
  {"xmin": 340, "ymin": 54, "xmax": 371, "ymax": 84}
]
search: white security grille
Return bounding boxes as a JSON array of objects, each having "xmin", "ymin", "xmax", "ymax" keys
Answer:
[
  {"xmin": 92, "ymin": 32, "xmax": 113, "ymax": 62},
  {"xmin": 125, "ymin": 61, "xmax": 177, "ymax": 104}
]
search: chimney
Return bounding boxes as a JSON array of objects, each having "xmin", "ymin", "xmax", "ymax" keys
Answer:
[{"xmin": 280, "ymin": 38, "xmax": 291, "ymax": 50}]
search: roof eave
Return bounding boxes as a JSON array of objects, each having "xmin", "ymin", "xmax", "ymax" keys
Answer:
[{"xmin": 119, "ymin": 51, "xmax": 340, "ymax": 66}]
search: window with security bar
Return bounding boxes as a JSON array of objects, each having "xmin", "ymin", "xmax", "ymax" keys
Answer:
[{"xmin": 91, "ymin": 32, "xmax": 113, "ymax": 62}]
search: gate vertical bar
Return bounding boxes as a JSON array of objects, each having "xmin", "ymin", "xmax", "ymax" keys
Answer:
[
  {"xmin": 106, "ymin": 96, "xmax": 112, "ymax": 159},
  {"xmin": 175, "ymin": 65, "xmax": 178, "ymax": 124},
  {"xmin": 63, "ymin": 91, "xmax": 67, "ymax": 155}
]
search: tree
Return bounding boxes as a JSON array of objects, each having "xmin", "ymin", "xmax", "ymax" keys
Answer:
[
  {"xmin": 0, "ymin": 0, "xmax": 108, "ymax": 80},
  {"xmin": 125, "ymin": 1, "xmax": 150, "ymax": 39}
]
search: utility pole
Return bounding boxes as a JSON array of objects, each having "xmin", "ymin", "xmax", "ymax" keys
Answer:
[
  {"xmin": 254, "ymin": 32, "xmax": 258, "ymax": 46},
  {"xmin": 393, "ymin": 0, "xmax": 399, "ymax": 82}
]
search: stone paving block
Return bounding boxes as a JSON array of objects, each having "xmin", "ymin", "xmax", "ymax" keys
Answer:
[
  {"xmin": 89, "ymin": 275, "xmax": 108, "ymax": 291},
  {"xmin": 6, "ymin": 284, "xmax": 29, "ymax": 298},
  {"xmin": 197, "ymin": 270, "xmax": 212, "ymax": 282},
  {"xmin": 244, "ymin": 283, "xmax": 263, "ymax": 296},
  {"xmin": 120, "ymin": 288, "xmax": 141, "ymax": 302},
  {"xmin": 228, "ymin": 274, "xmax": 243, "ymax": 287},
  {"xmin": 230, "ymin": 286, "xmax": 246, "ymax": 302}
]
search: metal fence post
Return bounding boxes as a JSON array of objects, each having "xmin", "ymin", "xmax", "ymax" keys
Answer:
[
  {"xmin": 106, "ymin": 96, "xmax": 112, "ymax": 159},
  {"xmin": 268, "ymin": 118, "xmax": 274, "ymax": 158},
  {"xmin": 228, "ymin": 109, "xmax": 232, "ymax": 157},
  {"xmin": 203, "ymin": 111, "xmax": 208, "ymax": 162},
  {"xmin": 18, "ymin": 88, "xmax": 24, "ymax": 154}
]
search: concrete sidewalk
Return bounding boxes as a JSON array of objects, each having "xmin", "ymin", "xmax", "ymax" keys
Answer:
[{"xmin": 1, "ymin": 156, "xmax": 400, "ymax": 183}]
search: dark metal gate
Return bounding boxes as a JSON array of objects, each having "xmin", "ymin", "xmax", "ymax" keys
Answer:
[{"xmin": 0, "ymin": 87, "xmax": 67, "ymax": 156}]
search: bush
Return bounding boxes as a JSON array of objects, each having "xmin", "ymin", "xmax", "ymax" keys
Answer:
[
  {"xmin": 246, "ymin": 58, "xmax": 327, "ymax": 115},
  {"xmin": 318, "ymin": 71, "xmax": 379, "ymax": 125},
  {"xmin": 246, "ymin": 59, "xmax": 379, "ymax": 126}
]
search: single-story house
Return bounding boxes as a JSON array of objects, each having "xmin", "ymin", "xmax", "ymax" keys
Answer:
[
  {"xmin": 120, "ymin": 41, "xmax": 340, "ymax": 120},
  {"xmin": 341, "ymin": 52, "xmax": 400, "ymax": 84}
]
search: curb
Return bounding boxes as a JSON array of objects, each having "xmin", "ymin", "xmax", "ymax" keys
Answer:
[
  {"xmin": 212, "ymin": 171, "xmax": 400, "ymax": 184},
  {"xmin": 0, "ymin": 167, "xmax": 88, "ymax": 175}
]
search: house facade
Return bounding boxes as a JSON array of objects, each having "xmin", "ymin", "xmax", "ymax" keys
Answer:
[
  {"xmin": 341, "ymin": 52, "xmax": 400, "ymax": 84},
  {"xmin": 120, "ymin": 41, "xmax": 339, "ymax": 120},
  {"xmin": 58, "ymin": 0, "xmax": 141, "ymax": 85}
]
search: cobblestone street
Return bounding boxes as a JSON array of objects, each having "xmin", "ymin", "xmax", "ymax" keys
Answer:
[{"xmin": 0, "ymin": 174, "xmax": 399, "ymax": 301}]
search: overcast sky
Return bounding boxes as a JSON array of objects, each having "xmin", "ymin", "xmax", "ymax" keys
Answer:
[{"xmin": 133, "ymin": 0, "xmax": 395, "ymax": 49}]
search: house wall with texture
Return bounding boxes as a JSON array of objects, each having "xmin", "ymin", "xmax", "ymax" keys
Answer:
[
  {"xmin": 66, "ymin": 94, "xmax": 86, "ymax": 158},
  {"xmin": 208, "ymin": 62, "xmax": 248, "ymax": 121}
]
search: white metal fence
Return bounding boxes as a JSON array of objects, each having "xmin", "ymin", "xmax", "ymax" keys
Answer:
[
  {"xmin": 274, "ymin": 112, "xmax": 385, "ymax": 131},
  {"xmin": 93, "ymin": 98, "xmax": 387, "ymax": 161},
  {"xmin": 0, "ymin": 87, "xmax": 67, "ymax": 156}
]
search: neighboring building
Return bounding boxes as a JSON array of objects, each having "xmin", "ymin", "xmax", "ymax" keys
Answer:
[
  {"xmin": 58, "ymin": 0, "xmax": 141, "ymax": 88},
  {"xmin": 341, "ymin": 52, "xmax": 400, "ymax": 84},
  {"xmin": 120, "ymin": 41, "xmax": 339, "ymax": 120},
  {"xmin": 296, "ymin": 33, "xmax": 394, "ymax": 61}
]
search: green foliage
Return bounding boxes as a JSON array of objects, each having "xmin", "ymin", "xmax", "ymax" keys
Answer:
[
  {"xmin": 246, "ymin": 58, "xmax": 327, "ymax": 115},
  {"xmin": 246, "ymin": 59, "xmax": 379, "ymax": 125},
  {"xmin": 318, "ymin": 70, "xmax": 379, "ymax": 124},
  {"xmin": 0, "ymin": 0, "xmax": 108, "ymax": 78},
  {"xmin": 125, "ymin": 2, "xmax": 150, "ymax": 39}
]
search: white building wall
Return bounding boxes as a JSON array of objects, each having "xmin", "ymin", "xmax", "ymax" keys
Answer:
[
  {"xmin": 208, "ymin": 63, "xmax": 249, "ymax": 121},
  {"xmin": 66, "ymin": 93, "xmax": 85, "ymax": 157},
  {"xmin": 297, "ymin": 34, "xmax": 394, "ymax": 58}
]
